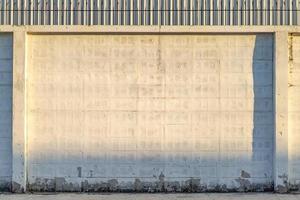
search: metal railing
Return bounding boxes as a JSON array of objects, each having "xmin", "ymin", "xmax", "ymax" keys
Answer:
[{"xmin": 0, "ymin": 0, "xmax": 299, "ymax": 25}]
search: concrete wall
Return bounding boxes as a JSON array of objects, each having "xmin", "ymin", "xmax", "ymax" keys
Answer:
[
  {"xmin": 0, "ymin": 33, "xmax": 12, "ymax": 191},
  {"xmin": 25, "ymin": 34, "xmax": 274, "ymax": 192},
  {"xmin": 289, "ymin": 35, "xmax": 300, "ymax": 189},
  {"xmin": 0, "ymin": 26, "xmax": 299, "ymax": 193}
]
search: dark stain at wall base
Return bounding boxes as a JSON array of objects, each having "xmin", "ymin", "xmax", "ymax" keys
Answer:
[
  {"xmin": 26, "ymin": 177, "xmax": 275, "ymax": 193},
  {"xmin": 0, "ymin": 181, "xmax": 11, "ymax": 192}
]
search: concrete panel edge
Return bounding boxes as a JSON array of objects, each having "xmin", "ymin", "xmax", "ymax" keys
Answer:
[{"xmin": 12, "ymin": 30, "xmax": 26, "ymax": 193}]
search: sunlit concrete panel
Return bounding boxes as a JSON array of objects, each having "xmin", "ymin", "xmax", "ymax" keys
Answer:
[
  {"xmin": 289, "ymin": 35, "xmax": 300, "ymax": 189},
  {"xmin": 26, "ymin": 34, "xmax": 274, "ymax": 192}
]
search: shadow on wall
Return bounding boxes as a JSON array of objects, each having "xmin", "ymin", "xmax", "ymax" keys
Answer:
[
  {"xmin": 0, "ymin": 33, "xmax": 13, "ymax": 192},
  {"xmin": 250, "ymin": 35, "xmax": 274, "ymax": 190},
  {"xmin": 5, "ymin": 34, "xmax": 275, "ymax": 193}
]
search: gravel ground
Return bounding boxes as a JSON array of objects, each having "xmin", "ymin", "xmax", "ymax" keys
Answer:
[{"xmin": 0, "ymin": 193, "xmax": 300, "ymax": 200}]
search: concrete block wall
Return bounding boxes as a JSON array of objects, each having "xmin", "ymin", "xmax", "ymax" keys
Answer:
[
  {"xmin": 25, "ymin": 33, "xmax": 274, "ymax": 192},
  {"xmin": 0, "ymin": 26, "xmax": 298, "ymax": 193}
]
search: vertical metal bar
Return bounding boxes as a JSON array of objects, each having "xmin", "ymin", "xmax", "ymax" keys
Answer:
[
  {"xmin": 285, "ymin": 0, "xmax": 288, "ymax": 24},
  {"xmin": 263, "ymin": 0, "xmax": 265, "ymax": 25},
  {"xmin": 104, "ymin": 0, "xmax": 106, "ymax": 25},
  {"xmin": 130, "ymin": 0, "xmax": 132, "ymax": 25},
  {"xmin": 10, "ymin": 0, "xmax": 13, "ymax": 24},
  {"xmin": 277, "ymin": 0, "xmax": 280, "ymax": 25},
  {"xmin": 4, "ymin": 0, "xmax": 7, "ymax": 24},
  {"xmin": 95, "ymin": 0, "xmax": 99, "ymax": 25},
  {"xmin": 82, "ymin": 0, "xmax": 85, "ymax": 24},
  {"xmin": 63, "ymin": 0, "xmax": 66, "ymax": 24},
  {"xmin": 149, "ymin": 0, "xmax": 151, "ymax": 25},
  {"xmin": 239, "ymin": 0, "xmax": 242, "ymax": 25},
  {"xmin": 157, "ymin": 0, "xmax": 159, "ymax": 25},
  {"xmin": 235, "ymin": 0, "xmax": 238, "ymax": 25},
  {"xmin": 1, "ymin": 0, "xmax": 3, "ymax": 25},
  {"xmin": 186, "ymin": 0, "xmax": 189, "ymax": 25},
  {"xmin": 249, "ymin": 0, "xmax": 252, "ymax": 25},
  {"xmin": 256, "ymin": 0, "xmax": 259, "ymax": 25},
  {"xmin": 274, "ymin": 0, "xmax": 277, "ymax": 25},
  {"xmin": 209, "ymin": 0, "xmax": 212, "ymax": 24},
  {"xmin": 50, "ymin": 0, "xmax": 53, "ymax": 24},
  {"xmin": 218, "ymin": 0, "xmax": 220, "ymax": 25},
  {"xmin": 54, "ymin": 0, "xmax": 57, "ymax": 25},
  {"xmin": 37, "ymin": 0, "xmax": 40, "ymax": 25},
  {"xmin": 77, "ymin": 0, "xmax": 80, "ymax": 25},
  {"xmin": 125, "ymin": 0, "xmax": 128, "ymax": 25},
  {"xmin": 119, "ymin": 0, "xmax": 122, "ymax": 25},
  {"xmin": 203, "ymin": 0, "xmax": 205, "ymax": 24},
  {"xmin": 194, "ymin": 0, "xmax": 197, "ymax": 25},
  {"xmin": 111, "ymin": 0, "xmax": 113, "ymax": 25},
  {"xmin": 296, "ymin": 0, "xmax": 300, "ymax": 25},
  {"xmin": 162, "ymin": 0, "xmax": 165, "ymax": 25},
  {"xmin": 241, "ymin": 0, "xmax": 243, "ymax": 25},
  {"xmin": 193, "ymin": 0, "xmax": 196, "ymax": 25},
  {"xmin": 43, "ymin": 0, "xmax": 46, "ymax": 24},
  {"xmin": 231, "ymin": 0, "xmax": 234, "ymax": 25},
  {"xmin": 71, "ymin": 0, "xmax": 75, "ymax": 24},
  {"xmin": 184, "ymin": 0, "xmax": 186, "ymax": 25},
  {"xmin": 0, "ymin": 0, "xmax": 2, "ymax": 25},
  {"xmin": 281, "ymin": 0, "xmax": 283, "ymax": 24},
  {"xmin": 35, "ymin": 0, "xmax": 37, "ymax": 24},
  {"xmin": 58, "ymin": 0, "xmax": 61, "ymax": 24},
  {"xmin": 258, "ymin": 0, "xmax": 261, "ymax": 25},
  {"xmin": 197, "ymin": 0, "xmax": 200, "ymax": 25},
  {"xmin": 136, "ymin": 0, "xmax": 138, "ymax": 25},
  {"xmin": 289, "ymin": 0, "xmax": 292, "ymax": 24},
  {"xmin": 87, "ymin": 0, "xmax": 90, "ymax": 25},
  {"xmin": 292, "ymin": 0, "xmax": 295, "ymax": 24},
  {"xmin": 275, "ymin": 0, "xmax": 277, "ymax": 25},
  {"xmin": 225, "ymin": 0, "xmax": 228, "ymax": 25},
  {"xmin": 98, "ymin": 0, "xmax": 101, "ymax": 24},
  {"xmin": 221, "ymin": 0, "xmax": 224, "ymax": 25},
  {"xmin": 100, "ymin": 0, "xmax": 103, "ymax": 25},
  {"xmin": 2, "ymin": 0, "xmax": 4, "ymax": 24},
  {"xmin": 138, "ymin": 0, "xmax": 141, "ymax": 25},
  {"xmin": 196, "ymin": 0, "xmax": 199, "ymax": 25},
  {"xmin": 167, "ymin": 0, "xmax": 169, "ymax": 25},
  {"xmin": 141, "ymin": 0, "xmax": 144, "ymax": 25},
  {"xmin": 13, "ymin": 0, "xmax": 16, "ymax": 25},
  {"xmin": 47, "ymin": 0, "xmax": 50, "ymax": 25},
  {"xmin": 282, "ymin": 0, "xmax": 287, "ymax": 25},
  {"xmin": 218, "ymin": 0, "xmax": 224, "ymax": 25},
  {"xmin": 285, "ymin": 0, "xmax": 287, "ymax": 25},
  {"xmin": 113, "ymin": 0, "xmax": 116, "ymax": 25},
  {"xmin": 23, "ymin": 0, "xmax": 26, "ymax": 24},
  {"xmin": 190, "ymin": 0, "xmax": 192, "ymax": 25},
  {"xmin": 270, "ymin": 0, "xmax": 273, "ymax": 25},
  {"xmin": 30, "ymin": 0, "xmax": 33, "ymax": 24},
  {"xmin": 91, "ymin": 0, "xmax": 94, "ymax": 24}
]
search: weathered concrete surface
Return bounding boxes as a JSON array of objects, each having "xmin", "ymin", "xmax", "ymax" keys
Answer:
[
  {"xmin": 0, "ymin": 27, "xmax": 298, "ymax": 192},
  {"xmin": 1, "ymin": 193, "xmax": 300, "ymax": 200},
  {"xmin": 25, "ymin": 34, "xmax": 274, "ymax": 192},
  {"xmin": 12, "ymin": 31, "xmax": 27, "ymax": 193},
  {"xmin": 288, "ymin": 35, "xmax": 300, "ymax": 191},
  {"xmin": 0, "ymin": 34, "xmax": 13, "ymax": 192},
  {"xmin": 274, "ymin": 32, "xmax": 289, "ymax": 193}
]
